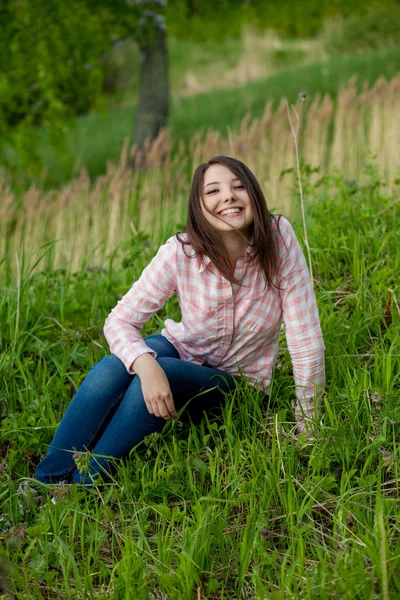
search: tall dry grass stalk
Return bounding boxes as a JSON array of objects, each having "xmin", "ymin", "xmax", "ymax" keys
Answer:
[
  {"xmin": 1, "ymin": 74, "xmax": 399, "ymax": 272},
  {"xmin": 285, "ymin": 95, "xmax": 314, "ymax": 285}
]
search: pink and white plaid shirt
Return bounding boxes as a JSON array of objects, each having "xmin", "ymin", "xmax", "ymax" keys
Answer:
[{"xmin": 104, "ymin": 216, "xmax": 325, "ymax": 408}]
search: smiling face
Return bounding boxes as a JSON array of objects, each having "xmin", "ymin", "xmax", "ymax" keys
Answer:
[{"xmin": 200, "ymin": 163, "xmax": 254, "ymax": 236}]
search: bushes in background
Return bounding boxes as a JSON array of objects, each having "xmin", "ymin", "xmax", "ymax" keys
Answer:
[{"xmin": 322, "ymin": 3, "xmax": 400, "ymax": 54}]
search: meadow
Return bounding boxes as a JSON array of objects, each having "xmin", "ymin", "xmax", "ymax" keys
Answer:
[{"xmin": 1, "ymin": 146, "xmax": 400, "ymax": 597}]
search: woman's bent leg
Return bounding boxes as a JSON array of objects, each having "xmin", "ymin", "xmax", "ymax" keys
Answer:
[
  {"xmin": 71, "ymin": 357, "xmax": 238, "ymax": 484},
  {"xmin": 36, "ymin": 335, "xmax": 179, "ymax": 484},
  {"xmin": 35, "ymin": 355, "xmax": 133, "ymax": 483}
]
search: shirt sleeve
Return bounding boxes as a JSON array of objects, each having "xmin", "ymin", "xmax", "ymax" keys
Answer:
[
  {"xmin": 278, "ymin": 218, "xmax": 325, "ymax": 415},
  {"xmin": 103, "ymin": 237, "xmax": 177, "ymax": 374}
]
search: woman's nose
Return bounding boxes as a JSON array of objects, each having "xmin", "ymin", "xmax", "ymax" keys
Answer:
[{"xmin": 222, "ymin": 188, "xmax": 234, "ymax": 201}]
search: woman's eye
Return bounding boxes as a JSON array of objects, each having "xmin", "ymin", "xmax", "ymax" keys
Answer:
[{"xmin": 206, "ymin": 185, "xmax": 243, "ymax": 194}]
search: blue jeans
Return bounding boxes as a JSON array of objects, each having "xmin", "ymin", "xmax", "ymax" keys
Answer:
[{"xmin": 36, "ymin": 335, "xmax": 240, "ymax": 485}]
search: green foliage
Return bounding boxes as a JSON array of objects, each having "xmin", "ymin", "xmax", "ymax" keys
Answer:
[
  {"xmin": 166, "ymin": 0, "xmax": 400, "ymax": 40},
  {"xmin": 0, "ymin": 0, "xmax": 148, "ymax": 177},
  {"xmin": 166, "ymin": 0, "xmax": 252, "ymax": 40},
  {"xmin": 322, "ymin": 2, "xmax": 400, "ymax": 54},
  {"xmin": 0, "ymin": 0, "xmax": 109, "ymax": 175},
  {"xmin": 120, "ymin": 232, "xmax": 157, "ymax": 276}
]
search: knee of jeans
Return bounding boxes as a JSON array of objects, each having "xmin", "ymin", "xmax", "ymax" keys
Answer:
[
  {"xmin": 85, "ymin": 354, "xmax": 130, "ymax": 388},
  {"xmin": 144, "ymin": 335, "xmax": 179, "ymax": 359},
  {"xmin": 98, "ymin": 354, "xmax": 126, "ymax": 370}
]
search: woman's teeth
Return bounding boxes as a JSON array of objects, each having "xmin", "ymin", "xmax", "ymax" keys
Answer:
[{"xmin": 219, "ymin": 208, "xmax": 242, "ymax": 216}]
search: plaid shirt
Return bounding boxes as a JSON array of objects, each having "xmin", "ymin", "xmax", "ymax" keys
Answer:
[{"xmin": 104, "ymin": 216, "xmax": 325, "ymax": 408}]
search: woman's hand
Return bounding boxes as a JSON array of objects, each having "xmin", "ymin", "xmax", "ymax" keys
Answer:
[
  {"xmin": 295, "ymin": 400, "xmax": 316, "ymax": 438},
  {"xmin": 132, "ymin": 353, "xmax": 178, "ymax": 420}
]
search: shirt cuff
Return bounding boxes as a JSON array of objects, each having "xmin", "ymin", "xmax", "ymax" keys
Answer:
[{"xmin": 120, "ymin": 346, "xmax": 157, "ymax": 375}]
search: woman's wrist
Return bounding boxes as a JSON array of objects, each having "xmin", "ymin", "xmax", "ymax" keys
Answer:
[
  {"xmin": 131, "ymin": 352, "xmax": 157, "ymax": 377},
  {"xmin": 295, "ymin": 401, "xmax": 314, "ymax": 421}
]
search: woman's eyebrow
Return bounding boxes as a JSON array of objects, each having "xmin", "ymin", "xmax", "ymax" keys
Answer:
[{"xmin": 204, "ymin": 178, "xmax": 240, "ymax": 188}]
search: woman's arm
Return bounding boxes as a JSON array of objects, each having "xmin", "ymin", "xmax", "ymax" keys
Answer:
[
  {"xmin": 132, "ymin": 353, "xmax": 178, "ymax": 420},
  {"xmin": 278, "ymin": 218, "xmax": 325, "ymax": 432},
  {"xmin": 104, "ymin": 237, "xmax": 177, "ymax": 374}
]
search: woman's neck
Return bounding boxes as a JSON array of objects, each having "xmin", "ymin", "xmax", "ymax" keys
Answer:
[{"xmin": 220, "ymin": 231, "xmax": 250, "ymax": 262}]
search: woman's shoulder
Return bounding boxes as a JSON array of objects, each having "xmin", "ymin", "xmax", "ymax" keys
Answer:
[
  {"xmin": 161, "ymin": 232, "xmax": 197, "ymax": 260},
  {"xmin": 271, "ymin": 214, "xmax": 296, "ymax": 246},
  {"xmin": 164, "ymin": 232, "xmax": 190, "ymax": 250}
]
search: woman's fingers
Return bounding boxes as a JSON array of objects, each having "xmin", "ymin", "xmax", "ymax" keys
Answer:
[
  {"xmin": 164, "ymin": 394, "xmax": 178, "ymax": 419},
  {"xmin": 145, "ymin": 395, "xmax": 177, "ymax": 420},
  {"xmin": 157, "ymin": 394, "xmax": 176, "ymax": 420},
  {"xmin": 139, "ymin": 363, "xmax": 178, "ymax": 420}
]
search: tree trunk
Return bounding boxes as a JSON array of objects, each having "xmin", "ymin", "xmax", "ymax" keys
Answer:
[{"xmin": 133, "ymin": 15, "xmax": 169, "ymax": 152}]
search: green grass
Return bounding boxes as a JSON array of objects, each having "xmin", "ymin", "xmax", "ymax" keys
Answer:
[
  {"xmin": 35, "ymin": 45, "xmax": 400, "ymax": 188},
  {"xmin": 1, "ymin": 163, "xmax": 400, "ymax": 598},
  {"xmin": 104, "ymin": 31, "xmax": 322, "ymax": 105}
]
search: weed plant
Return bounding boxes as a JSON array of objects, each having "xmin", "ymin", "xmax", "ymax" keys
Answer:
[{"xmin": 0, "ymin": 163, "xmax": 399, "ymax": 598}]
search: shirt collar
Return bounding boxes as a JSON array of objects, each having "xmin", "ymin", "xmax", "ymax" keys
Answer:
[{"xmin": 197, "ymin": 241, "xmax": 254, "ymax": 273}]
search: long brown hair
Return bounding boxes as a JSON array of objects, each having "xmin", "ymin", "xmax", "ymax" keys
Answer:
[{"xmin": 176, "ymin": 156, "xmax": 282, "ymax": 289}]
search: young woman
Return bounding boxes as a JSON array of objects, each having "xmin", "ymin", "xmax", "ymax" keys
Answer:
[{"xmin": 34, "ymin": 156, "xmax": 325, "ymax": 487}]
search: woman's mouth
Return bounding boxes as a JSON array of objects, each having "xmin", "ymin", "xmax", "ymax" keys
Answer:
[{"xmin": 218, "ymin": 207, "xmax": 244, "ymax": 218}]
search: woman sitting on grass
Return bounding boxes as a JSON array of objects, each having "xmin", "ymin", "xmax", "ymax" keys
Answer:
[{"xmin": 33, "ymin": 155, "xmax": 325, "ymax": 488}]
